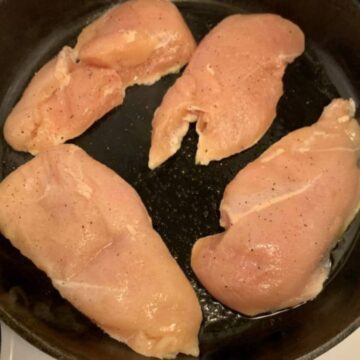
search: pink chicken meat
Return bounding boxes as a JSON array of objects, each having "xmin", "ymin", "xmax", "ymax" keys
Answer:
[
  {"xmin": 4, "ymin": 0, "xmax": 196, "ymax": 155},
  {"xmin": 75, "ymin": 0, "xmax": 196, "ymax": 87},
  {"xmin": 0, "ymin": 145, "xmax": 202, "ymax": 359},
  {"xmin": 191, "ymin": 99, "xmax": 360, "ymax": 316},
  {"xmin": 149, "ymin": 14, "xmax": 305, "ymax": 169},
  {"xmin": 4, "ymin": 47, "xmax": 124, "ymax": 154}
]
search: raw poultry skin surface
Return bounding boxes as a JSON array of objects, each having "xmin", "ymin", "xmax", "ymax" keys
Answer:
[
  {"xmin": 0, "ymin": 145, "xmax": 202, "ymax": 359},
  {"xmin": 149, "ymin": 14, "xmax": 305, "ymax": 169},
  {"xmin": 4, "ymin": 0, "xmax": 196, "ymax": 155},
  {"xmin": 191, "ymin": 99, "xmax": 360, "ymax": 316}
]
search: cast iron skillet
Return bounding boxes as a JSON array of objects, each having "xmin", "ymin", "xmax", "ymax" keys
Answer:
[{"xmin": 0, "ymin": 0, "xmax": 360, "ymax": 359}]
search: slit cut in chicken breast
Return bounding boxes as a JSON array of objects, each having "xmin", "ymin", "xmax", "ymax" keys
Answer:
[
  {"xmin": 0, "ymin": 144, "xmax": 202, "ymax": 359},
  {"xmin": 148, "ymin": 14, "xmax": 305, "ymax": 169},
  {"xmin": 4, "ymin": 0, "xmax": 196, "ymax": 155},
  {"xmin": 191, "ymin": 99, "xmax": 360, "ymax": 316}
]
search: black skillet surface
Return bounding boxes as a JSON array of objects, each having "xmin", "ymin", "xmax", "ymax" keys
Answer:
[{"xmin": 0, "ymin": 0, "xmax": 360, "ymax": 359}]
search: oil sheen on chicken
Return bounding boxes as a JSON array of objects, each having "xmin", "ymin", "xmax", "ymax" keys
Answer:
[
  {"xmin": 4, "ymin": 0, "xmax": 196, "ymax": 155},
  {"xmin": 0, "ymin": 145, "xmax": 202, "ymax": 359},
  {"xmin": 149, "ymin": 14, "xmax": 305, "ymax": 169},
  {"xmin": 191, "ymin": 99, "xmax": 360, "ymax": 316}
]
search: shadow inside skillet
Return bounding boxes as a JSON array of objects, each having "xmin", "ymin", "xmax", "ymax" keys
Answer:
[{"xmin": 0, "ymin": 0, "xmax": 360, "ymax": 359}]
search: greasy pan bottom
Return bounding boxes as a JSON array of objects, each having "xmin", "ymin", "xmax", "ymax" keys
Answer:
[{"xmin": 0, "ymin": 0, "xmax": 360, "ymax": 359}]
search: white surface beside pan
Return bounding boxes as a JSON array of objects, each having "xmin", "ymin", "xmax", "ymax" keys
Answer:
[{"xmin": 0, "ymin": 322, "xmax": 359, "ymax": 359}]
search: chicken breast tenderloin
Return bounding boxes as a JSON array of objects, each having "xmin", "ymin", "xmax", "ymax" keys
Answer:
[
  {"xmin": 0, "ymin": 145, "xmax": 202, "ymax": 359},
  {"xmin": 149, "ymin": 14, "xmax": 305, "ymax": 169},
  {"xmin": 191, "ymin": 99, "xmax": 360, "ymax": 316},
  {"xmin": 4, "ymin": 0, "xmax": 196, "ymax": 155}
]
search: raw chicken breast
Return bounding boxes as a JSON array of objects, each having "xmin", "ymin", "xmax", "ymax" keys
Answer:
[
  {"xmin": 191, "ymin": 99, "xmax": 360, "ymax": 316},
  {"xmin": 76, "ymin": 0, "xmax": 196, "ymax": 86},
  {"xmin": 0, "ymin": 145, "xmax": 202, "ymax": 359},
  {"xmin": 4, "ymin": 47, "xmax": 124, "ymax": 155},
  {"xmin": 4, "ymin": 0, "xmax": 196, "ymax": 155},
  {"xmin": 149, "ymin": 14, "xmax": 305, "ymax": 169}
]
